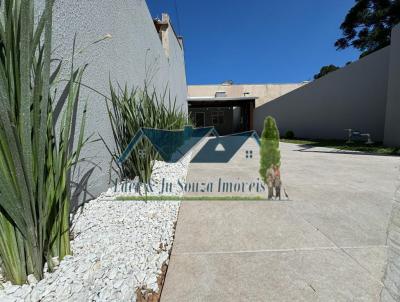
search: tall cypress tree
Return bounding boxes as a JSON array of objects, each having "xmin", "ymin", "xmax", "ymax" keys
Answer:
[{"xmin": 259, "ymin": 116, "xmax": 281, "ymax": 183}]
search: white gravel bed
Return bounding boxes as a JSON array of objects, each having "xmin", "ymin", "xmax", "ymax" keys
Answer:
[
  {"xmin": 105, "ymin": 152, "xmax": 192, "ymax": 198},
  {"xmin": 0, "ymin": 155, "xmax": 190, "ymax": 302}
]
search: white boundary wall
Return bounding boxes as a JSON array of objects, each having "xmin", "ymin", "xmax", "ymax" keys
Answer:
[
  {"xmin": 254, "ymin": 25, "xmax": 400, "ymax": 146},
  {"xmin": 384, "ymin": 26, "xmax": 400, "ymax": 146},
  {"xmin": 37, "ymin": 0, "xmax": 188, "ymax": 199}
]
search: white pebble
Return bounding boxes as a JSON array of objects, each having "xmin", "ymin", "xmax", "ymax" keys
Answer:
[{"xmin": 0, "ymin": 154, "xmax": 190, "ymax": 301}]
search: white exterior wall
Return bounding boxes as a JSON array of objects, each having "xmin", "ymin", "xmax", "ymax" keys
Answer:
[
  {"xmin": 382, "ymin": 25, "xmax": 400, "ymax": 302},
  {"xmin": 254, "ymin": 46, "xmax": 391, "ymax": 142},
  {"xmin": 37, "ymin": 0, "xmax": 187, "ymax": 199},
  {"xmin": 384, "ymin": 26, "xmax": 400, "ymax": 146},
  {"xmin": 254, "ymin": 25, "xmax": 400, "ymax": 145}
]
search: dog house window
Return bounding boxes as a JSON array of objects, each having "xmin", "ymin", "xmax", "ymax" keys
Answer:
[
  {"xmin": 245, "ymin": 150, "xmax": 253, "ymax": 159},
  {"xmin": 211, "ymin": 111, "xmax": 224, "ymax": 125}
]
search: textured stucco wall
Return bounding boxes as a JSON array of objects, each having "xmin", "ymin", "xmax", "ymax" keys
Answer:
[
  {"xmin": 188, "ymin": 83, "xmax": 305, "ymax": 108},
  {"xmin": 254, "ymin": 47, "xmax": 391, "ymax": 141},
  {"xmin": 37, "ymin": 0, "xmax": 187, "ymax": 200},
  {"xmin": 384, "ymin": 26, "xmax": 400, "ymax": 147}
]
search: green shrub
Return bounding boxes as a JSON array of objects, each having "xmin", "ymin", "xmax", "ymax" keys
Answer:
[
  {"xmin": 106, "ymin": 83, "xmax": 188, "ymax": 183},
  {"xmin": 285, "ymin": 130, "xmax": 295, "ymax": 139},
  {"xmin": 0, "ymin": 0, "xmax": 87, "ymax": 284},
  {"xmin": 259, "ymin": 116, "xmax": 281, "ymax": 183}
]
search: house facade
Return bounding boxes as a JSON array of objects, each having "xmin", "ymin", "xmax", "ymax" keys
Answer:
[
  {"xmin": 188, "ymin": 96, "xmax": 256, "ymax": 135},
  {"xmin": 188, "ymin": 82, "xmax": 304, "ymax": 135}
]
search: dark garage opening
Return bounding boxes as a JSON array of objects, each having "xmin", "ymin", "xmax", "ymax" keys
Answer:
[{"xmin": 188, "ymin": 97, "xmax": 256, "ymax": 135}]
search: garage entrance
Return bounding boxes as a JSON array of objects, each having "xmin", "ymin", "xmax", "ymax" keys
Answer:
[{"xmin": 188, "ymin": 97, "xmax": 256, "ymax": 135}]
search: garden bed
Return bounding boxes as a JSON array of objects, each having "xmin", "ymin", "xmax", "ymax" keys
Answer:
[{"xmin": 0, "ymin": 155, "xmax": 191, "ymax": 302}]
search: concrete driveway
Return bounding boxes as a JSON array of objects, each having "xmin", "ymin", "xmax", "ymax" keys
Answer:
[{"xmin": 161, "ymin": 143, "xmax": 399, "ymax": 301}]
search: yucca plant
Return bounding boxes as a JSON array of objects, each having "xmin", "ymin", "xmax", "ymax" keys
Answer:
[
  {"xmin": 0, "ymin": 0, "xmax": 87, "ymax": 284},
  {"xmin": 106, "ymin": 83, "xmax": 188, "ymax": 183}
]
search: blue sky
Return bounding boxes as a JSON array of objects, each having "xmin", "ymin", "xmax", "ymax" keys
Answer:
[{"xmin": 147, "ymin": 0, "xmax": 360, "ymax": 85}]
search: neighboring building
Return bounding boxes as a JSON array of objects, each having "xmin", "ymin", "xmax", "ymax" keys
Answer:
[
  {"xmin": 38, "ymin": 0, "xmax": 188, "ymax": 201},
  {"xmin": 189, "ymin": 82, "xmax": 306, "ymax": 107},
  {"xmin": 188, "ymin": 82, "xmax": 305, "ymax": 135}
]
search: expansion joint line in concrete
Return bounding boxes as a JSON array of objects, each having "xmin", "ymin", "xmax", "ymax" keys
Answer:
[
  {"xmin": 298, "ymin": 215, "xmax": 386, "ymax": 287},
  {"xmin": 175, "ymin": 245, "xmax": 387, "ymax": 256}
]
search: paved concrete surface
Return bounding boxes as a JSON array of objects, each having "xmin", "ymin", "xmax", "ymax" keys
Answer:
[
  {"xmin": 161, "ymin": 143, "xmax": 399, "ymax": 301},
  {"xmin": 184, "ymin": 136, "xmax": 262, "ymax": 197}
]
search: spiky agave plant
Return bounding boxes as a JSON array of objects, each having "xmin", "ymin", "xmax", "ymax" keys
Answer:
[
  {"xmin": 106, "ymin": 83, "xmax": 188, "ymax": 183},
  {"xmin": 0, "ymin": 0, "xmax": 87, "ymax": 284}
]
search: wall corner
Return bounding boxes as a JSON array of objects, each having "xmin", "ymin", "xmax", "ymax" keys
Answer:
[{"xmin": 383, "ymin": 25, "xmax": 400, "ymax": 147}]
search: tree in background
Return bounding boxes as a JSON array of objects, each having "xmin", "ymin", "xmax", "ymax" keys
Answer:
[
  {"xmin": 335, "ymin": 0, "xmax": 400, "ymax": 57},
  {"xmin": 259, "ymin": 117, "xmax": 281, "ymax": 199},
  {"xmin": 314, "ymin": 64, "xmax": 340, "ymax": 80},
  {"xmin": 314, "ymin": 0, "xmax": 399, "ymax": 79}
]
